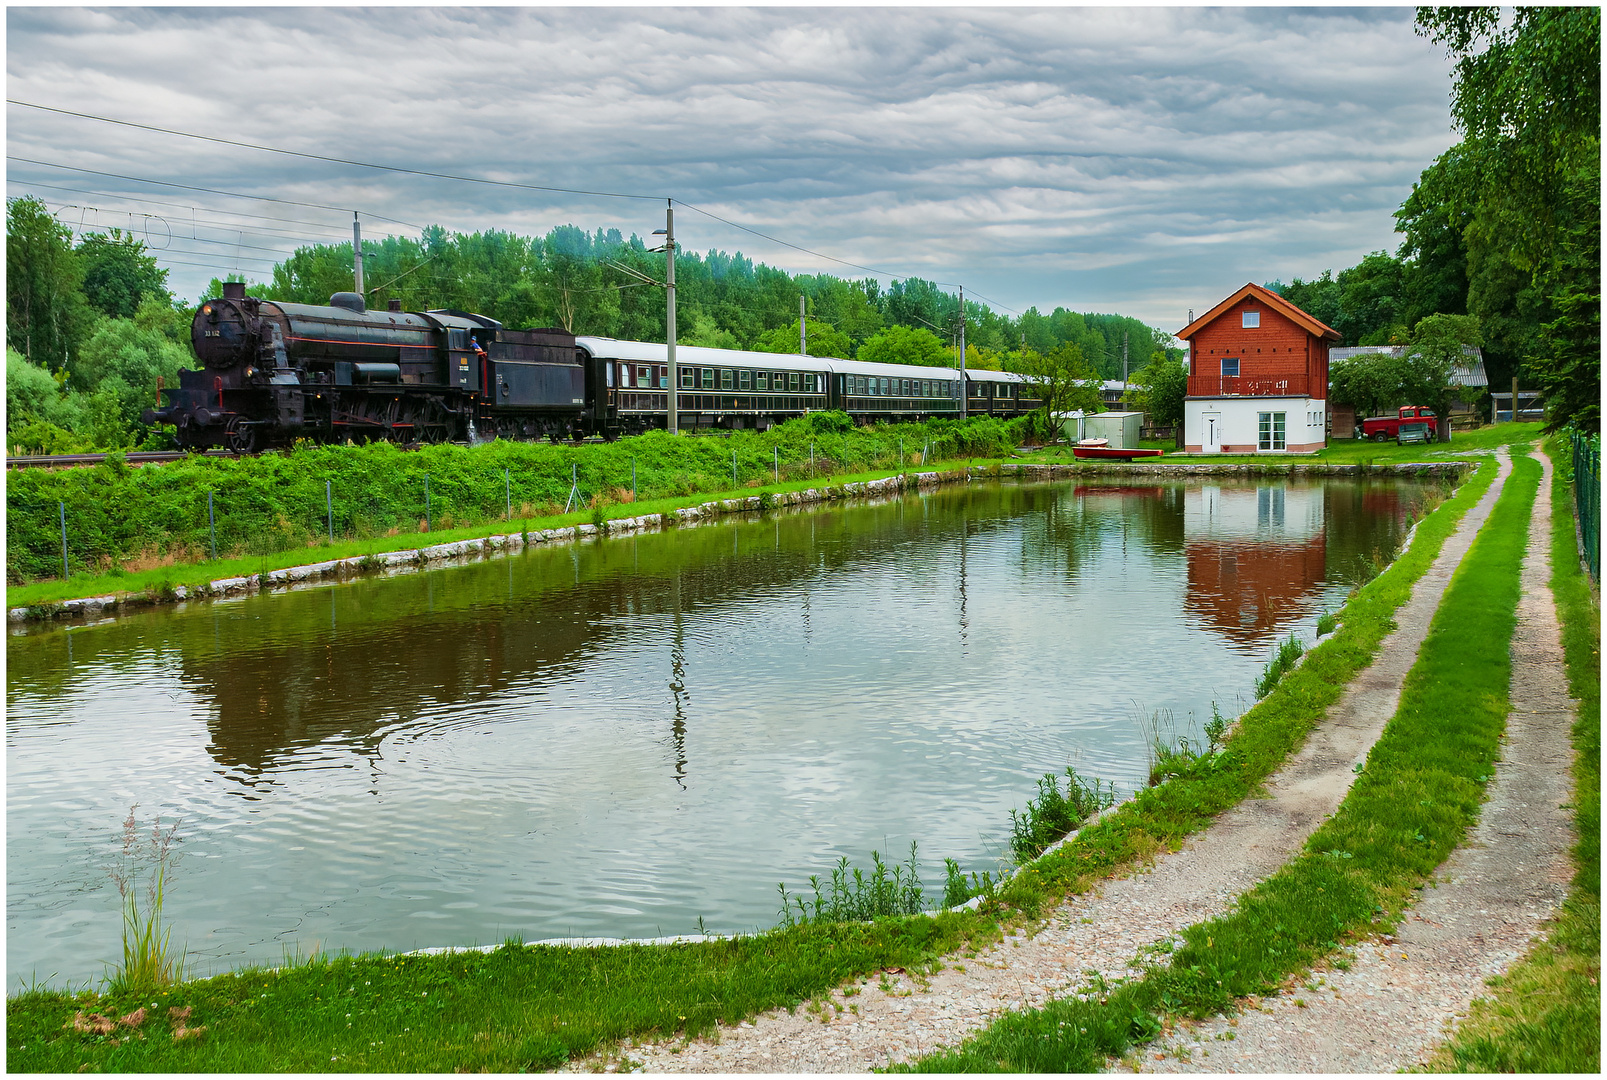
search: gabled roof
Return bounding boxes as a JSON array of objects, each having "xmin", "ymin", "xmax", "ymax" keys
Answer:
[{"xmin": 1177, "ymin": 283, "xmax": 1341, "ymax": 342}]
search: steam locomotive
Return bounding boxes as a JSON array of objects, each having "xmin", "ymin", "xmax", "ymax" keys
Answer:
[{"xmin": 147, "ymin": 286, "xmax": 1039, "ymax": 451}]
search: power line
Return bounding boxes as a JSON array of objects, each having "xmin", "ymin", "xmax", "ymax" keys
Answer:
[
  {"xmin": 10, "ymin": 99, "xmax": 662, "ymax": 205},
  {"xmin": 11, "ymin": 104, "xmax": 1026, "ymax": 317},
  {"xmin": 8, "ymin": 156, "xmax": 422, "ymax": 228},
  {"xmin": 6, "ymin": 177, "xmax": 410, "ymax": 242}
]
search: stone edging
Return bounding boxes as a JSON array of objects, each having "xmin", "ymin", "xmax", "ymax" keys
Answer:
[{"xmin": 8, "ymin": 459, "xmax": 1466, "ymax": 625}]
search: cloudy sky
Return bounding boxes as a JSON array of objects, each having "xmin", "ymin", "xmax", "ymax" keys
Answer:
[{"xmin": 7, "ymin": 6, "xmax": 1460, "ymax": 332}]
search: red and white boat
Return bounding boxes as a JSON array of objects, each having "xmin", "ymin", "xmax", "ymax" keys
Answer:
[{"xmin": 1071, "ymin": 438, "xmax": 1164, "ymax": 462}]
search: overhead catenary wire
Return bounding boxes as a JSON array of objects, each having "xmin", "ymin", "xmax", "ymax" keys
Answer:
[
  {"xmin": 9, "ymin": 100, "xmax": 661, "ymax": 205},
  {"xmin": 9, "ymin": 181, "xmax": 409, "ymax": 248},
  {"xmin": 11, "ymin": 100, "xmax": 1024, "ymax": 316},
  {"xmin": 8, "ymin": 156, "xmax": 422, "ymax": 228}
]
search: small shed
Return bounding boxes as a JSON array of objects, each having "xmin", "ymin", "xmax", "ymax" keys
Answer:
[{"xmin": 1085, "ymin": 411, "xmax": 1143, "ymax": 449}]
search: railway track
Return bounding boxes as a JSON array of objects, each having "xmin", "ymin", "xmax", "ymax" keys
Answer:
[
  {"xmin": 5, "ymin": 438, "xmax": 620, "ymax": 469},
  {"xmin": 5, "ymin": 449, "xmax": 237, "ymax": 469}
]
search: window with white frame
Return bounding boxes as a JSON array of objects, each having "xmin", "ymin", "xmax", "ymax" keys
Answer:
[
  {"xmin": 1222, "ymin": 357, "xmax": 1241, "ymax": 378},
  {"xmin": 1242, "ymin": 310, "xmax": 1260, "ymax": 328},
  {"xmin": 1258, "ymin": 411, "xmax": 1286, "ymax": 451}
]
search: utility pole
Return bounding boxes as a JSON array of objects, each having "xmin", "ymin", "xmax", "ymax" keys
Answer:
[
  {"xmin": 799, "ymin": 294, "xmax": 807, "ymax": 357},
  {"xmin": 352, "ymin": 212, "xmax": 364, "ymax": 295},
  {"xmin": 664, "ymin": 201, "xmax": 678, "ymax": 435},
  {"xmin": 958, "ymin": 285, "xmax": 967, "ymax": 420},
  {"xmin": 1122, "ymin": 332, "xmax": 1129, "ymax": 392}
]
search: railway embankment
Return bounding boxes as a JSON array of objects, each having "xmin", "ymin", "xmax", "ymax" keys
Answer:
[{"xmin": 7, "ymin": 455, "xmax": 1466, "ymax": 624}]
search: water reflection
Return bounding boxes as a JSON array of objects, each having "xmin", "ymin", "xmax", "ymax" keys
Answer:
[{"xmin": 7, "ymin": 477, "xmax": 1420, "ymax": 986}]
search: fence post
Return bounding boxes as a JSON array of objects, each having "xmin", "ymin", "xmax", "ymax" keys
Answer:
[
  {"xmin": 208, "ymin": 491, "xmax": 218, "ymax": 561},
  {"xmin": 810, "ymin": 440, "xmax": 815, "ymax": 476},
  {"xmin": 900, "ymin": 437, "xmax": 904, "ymax": 470},
  {"xmin": 632, "ymin": 459, "xmax": 637, "ymax": 504},
  {"xmin": 505, "ymin": 468, "xmax": 512, "ymax": 521},
  {"xmin": 326, "ymin": 479, "xmax": 334, "ymax": 542},
  {"xmin": 773, "ymin": 445, "xmax": 779, "ymax": 483},
  {"xmin": 733, "ymin": 449, "xmax": 738, "ymax": 488},
  {"xmin": 59, "ymin": 501, "xmax": 69, "ymax": 580},
  {"xmin": 425, "ymin": 474, "xmax": 432, "ymax": 532}
]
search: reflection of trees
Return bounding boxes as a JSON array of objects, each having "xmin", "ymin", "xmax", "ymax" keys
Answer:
[
  {"xmin": 1322, "ymin": 479, "xmax": 1409, "ymax": 584},
  {"xmin": 1017, "ymin": 482, "xmax": 1185, "ymax": 581},
  {"xmin": 8, "ymin": 486, "xmax": 1023, "ymax": 779},
  {"xmin": 6, "ymin": 476, "xmax": 1425, "ymax": 779}
]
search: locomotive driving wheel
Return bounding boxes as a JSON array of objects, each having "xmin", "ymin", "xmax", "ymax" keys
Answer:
[{"xmin": 225, "ymin": 416, "xmax": 259, "ymax": 454}]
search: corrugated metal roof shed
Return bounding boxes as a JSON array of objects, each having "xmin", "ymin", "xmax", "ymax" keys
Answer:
[{"xmin": 1328, "ymin": 345, "xmax": 1487, "ymax": 387}]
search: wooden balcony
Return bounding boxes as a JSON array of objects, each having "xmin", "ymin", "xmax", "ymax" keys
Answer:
[{"xmin": 1187, "ymin": 374, "xmax": 1310, "ymax": 398}]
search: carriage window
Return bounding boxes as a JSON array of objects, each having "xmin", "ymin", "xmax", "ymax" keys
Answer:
[
  {"xmin": 605, "ymin": 364, "xmax": 615, "ymax": 388},
  {"xmin": 637, "ymin": 366, "xmax": 651, "ymax": 386},
  {"xmin": 681, "ymin": 368, "xmax": 694, "ymax": 388},
  {"xmin": 789, "ymin": 372, "xmax": 800, "ymax": 392},
  {"xmin": 756, "ymin": 371, "xmax": 769, "ymax": 390},
  {"xmin": 701, "ymin": 368, "xmax": 714, "ymax": 389},
  {"xmin": 739, "ymin": 369, "xmax": 751, "ymax": 390},
  {"xmin": 720, "ymin": 368, "xmax": 733, "ymax": 390}
]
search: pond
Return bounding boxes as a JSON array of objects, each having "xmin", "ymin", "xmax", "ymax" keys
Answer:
[{"xmin": 6, "ymin": 475, "xmax": 1424, "ymax": 989}]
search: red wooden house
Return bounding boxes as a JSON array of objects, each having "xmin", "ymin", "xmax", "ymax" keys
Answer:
[{"xmin": 1177, "ymin": 283, "xmax": 1341, "ymax": 453}]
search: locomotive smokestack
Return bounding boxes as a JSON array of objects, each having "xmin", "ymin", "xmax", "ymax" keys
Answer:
[
  {"xmin": 223, "ymin": 281, "xmax": 246, "ymax": 301},
  {"xmin": 388, "ymin": 298, "xmax": 403, "ymax": 312}
]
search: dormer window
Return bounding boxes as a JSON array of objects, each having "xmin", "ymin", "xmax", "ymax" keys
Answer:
[{"xmin": 1242, "ymin": 310, "xmax": 1260, "ymax": 328}]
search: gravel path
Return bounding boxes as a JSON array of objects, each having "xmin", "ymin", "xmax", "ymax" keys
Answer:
[
  {"xmin": 1143, "ymin": 449, "xmax": 1577, "ymax": 1073},
  {"xmin": 572, "ymin": 456, "xmax": 1527, "ymax": 1074}
]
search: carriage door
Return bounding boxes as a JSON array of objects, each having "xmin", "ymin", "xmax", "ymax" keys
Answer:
[{"xmin": 446, "ymin": 328, "xmax": 479, "ymax": 391}]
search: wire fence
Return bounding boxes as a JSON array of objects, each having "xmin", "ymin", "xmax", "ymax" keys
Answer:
[
  {"xmin": 6, "ymin": 420, "xmax": 1018, "ymax": 584},
  {"xmin": 1570, "ymin": 427, "xmax": 1599, "ymax": 584}
]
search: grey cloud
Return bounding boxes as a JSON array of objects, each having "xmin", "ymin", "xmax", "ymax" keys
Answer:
[{"xmin": 7, "ymin": 7, "xmax": 1457, "ymax": 326}]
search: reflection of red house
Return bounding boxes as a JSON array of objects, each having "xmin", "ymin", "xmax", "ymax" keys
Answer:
[
  {"xmin": 1185, "ymin": 537, "xmax": 1328, "ymax": 647},
  {"xmin": 1181, "ymin": 484, "xmax": 1327, "ymax": 648}
]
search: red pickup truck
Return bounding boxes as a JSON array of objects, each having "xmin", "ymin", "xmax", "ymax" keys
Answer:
[{"xmin": 1360, "ymin": 405, "xmax": 1437, "ymax": 442}]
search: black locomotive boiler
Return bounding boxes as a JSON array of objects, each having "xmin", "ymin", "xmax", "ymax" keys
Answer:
[{"xmin": 147, "ymin": 283, "xmax": 612, "ymax": 451}]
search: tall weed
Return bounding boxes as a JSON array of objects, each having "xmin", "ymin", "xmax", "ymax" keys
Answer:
[
  {"xmin": 1009, "ymin": 768, "xmax": 1117, "ymax": 863},
  {"xmin": 107, "ymin": 806, "xmax": 184, "ymax": 992}
]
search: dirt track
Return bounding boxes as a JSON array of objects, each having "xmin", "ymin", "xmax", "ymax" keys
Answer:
[{"xmin": 570, "ymin": 449, "xmax": 1577, "ymax": 1074}]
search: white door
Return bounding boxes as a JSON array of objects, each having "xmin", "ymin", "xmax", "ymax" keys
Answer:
[{"xmin": 1204, "ymin": 412, "xmax": 1221, "ymax": 454}]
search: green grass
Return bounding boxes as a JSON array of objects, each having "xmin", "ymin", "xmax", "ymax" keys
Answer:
[
  {"xmin": 5, "ymin": 456, "xmax": 991, "ymax": 612},
  {"xmin": 6, "ymin": 413, "xmax": 1027, "ymax": 588},
  {"xmin": 5, "ymin": 917, "xmax": 988, "ymax": 1072},
  {"xmin": 1008, "ymin": 768, "xmax": 1117, "ymax": 864},
  {"xmin": 1425, "ymin": 439, "xmax": 1600, "ymax": 1073},
  {"xmin": 899, "ymin": 452, "xmax": 1538, "ymax": 1072},
  {"xmin": 1252, "ymin": 634, "xmax": 1306, "ymax": 699}
]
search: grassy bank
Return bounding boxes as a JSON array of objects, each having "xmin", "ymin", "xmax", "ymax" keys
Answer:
[
  {"xmin": 5, "ymin": 414, "xmax": 1023, "ymax": 589},
  {"xmin": 6, "ymin": 416, "xmax": 1024, "ymax": 609},
  {"xmin": 1425, "ymin": 441, "xmax": 1600, "ymax": 1073},
  {"xmin": 901, "ymin": 452, "xmax": 1538, "ymax": 1072},
  {"xmin": 4, "ymin": 445, "xmax": 1498, "ymax": 1073}
]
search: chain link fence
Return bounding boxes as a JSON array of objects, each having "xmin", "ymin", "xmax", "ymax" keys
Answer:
[
  {"xmin": 7, "ymin": 417, "xmax": 1023, "ymax": 584},
  {"xmin": 1569, "ymin": 427, "xmax": 1599, "ymax": 584}
]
